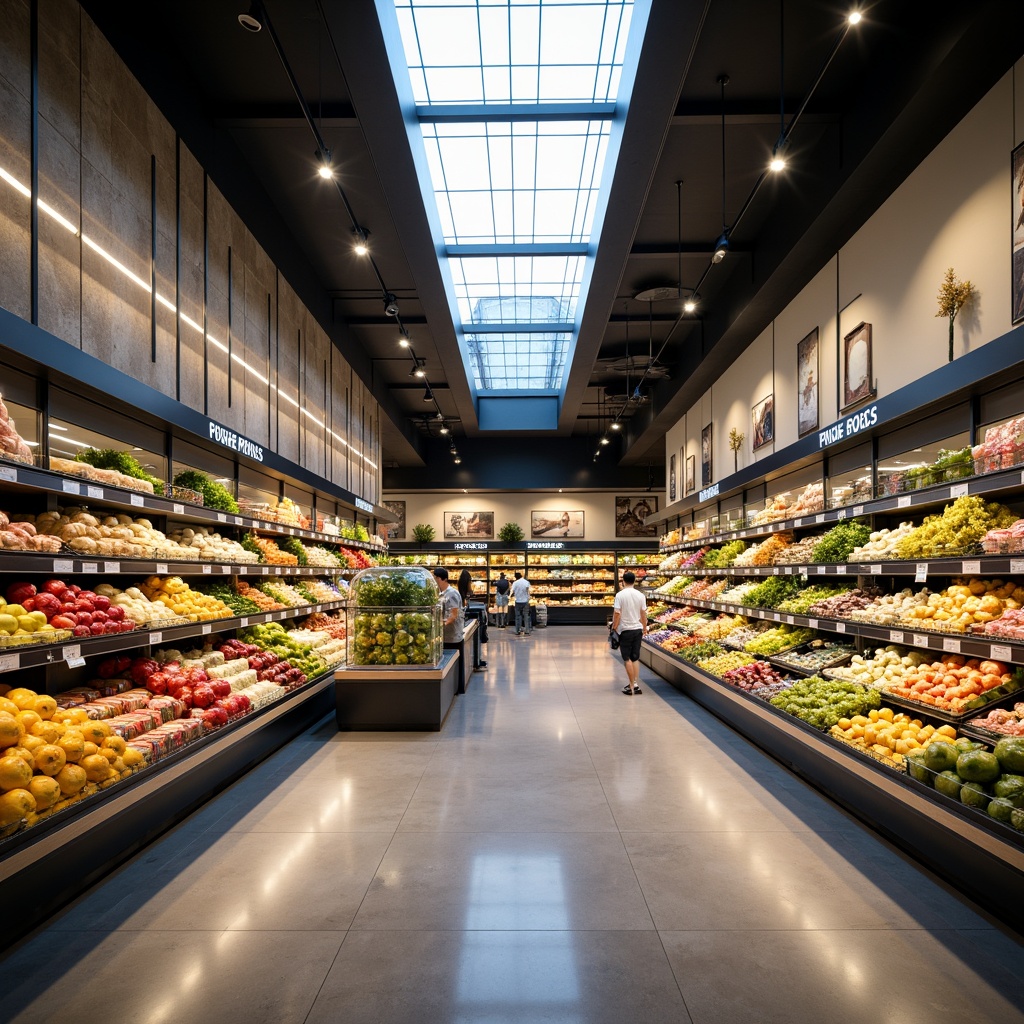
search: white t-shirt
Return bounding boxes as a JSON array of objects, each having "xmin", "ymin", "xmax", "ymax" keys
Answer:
[
  {"xmin": 510, "ymin": 577, "xmax": 531, "ymax": 603},
  {"xmin": 613, "ymin": 586, "xmax": 647, "ymax": 631}
]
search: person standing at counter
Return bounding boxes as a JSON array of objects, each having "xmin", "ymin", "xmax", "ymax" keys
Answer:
[
  {"xmin": 510, "ymin": 571, "xmax": 531, "ymax": 636},
  {"xmin": 433, "ymin": 567, "xmax": 464, "ymax": 643}
]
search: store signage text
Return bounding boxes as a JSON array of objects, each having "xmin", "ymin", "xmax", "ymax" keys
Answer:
[
  {"xmin": 698, "ymin": 483, "xmax": 720, "ymax": 503},
  {"xmin": 208, "ymin": 420, "xmax": 264, "ymax": 462},
  {"xmin": 354, "ymin": 497, "xmax": 373, "ymax": 513},
  {"xmin": 527, "ymin": 541, "xmax": 565, "ymax": 550},
  {"xmin": 818, "ymin": 404, "xmax": 879, "ymax": 450},
  {"xmin": 454, "ymin": 542, "xmax": 488, "ymax": 550}
]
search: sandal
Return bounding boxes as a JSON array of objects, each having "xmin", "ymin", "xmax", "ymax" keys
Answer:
[{"xmin": 622, "ymin": 685, "xmax": 642, "ymax": 695}]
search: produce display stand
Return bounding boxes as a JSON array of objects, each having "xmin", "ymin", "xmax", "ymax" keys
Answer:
[
  {"xmin": 445, "ymin": 617, "xmax": 478, "ymax": 695},
  {"xmin": 0, "ymin": 670, "xmax": 335, "ymax": 950},
  {"xmin": 334, "ymin": 649, "xmax": 460, "ymax": 730},
  {"xmin": 640, "ymin": 641, "xmax": 1024, "ymax": 928}
]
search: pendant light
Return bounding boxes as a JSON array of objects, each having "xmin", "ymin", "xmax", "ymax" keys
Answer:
[
  {"xmin": 769, "ymin": 1, "xmax": 788, "ymax": 172},
  {"xmin": 677, "ymin": 179, "xmax": 697, "ymax": 312},
  {"xmin": 712, "ymin": 74, "xmax": 730, "ymax": 263}
]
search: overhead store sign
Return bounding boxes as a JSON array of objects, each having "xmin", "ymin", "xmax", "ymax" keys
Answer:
[
  {"xmin": 527, "ymin": 541, "xmax": 565, "ymax": 550},
  {"xmin": 699, "ymin": 483, "xmax": 720, "ymax": 503},
  {"xmin": 354, "ymin": 498, "xmax": 373, "ymax": 513},
  {"xmin": 208, "ymin": 420, "xmax": 264, "ymax": 462},
  {"xmin": 818, "ymin": 404, "xmax": 879, "ymax": 450},
  {"xmin": 454, "ymin": 542, "xmax": 488, "ymax": 550}
]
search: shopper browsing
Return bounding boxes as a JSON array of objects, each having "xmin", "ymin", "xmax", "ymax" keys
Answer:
[
  {"xmin": 494, "ymin": 571, "xmax": 510, "ymax": 628},
  {"xmin": 510, "ymin": 571, "xmax": 531, "ymax": 636},
  {"xmin": 612, "ymin": 570, "xmax": 647, "ymax": 694},
  {"xmin": 433, "ymin": 567, "xmax": 464, "ymax": 643}
]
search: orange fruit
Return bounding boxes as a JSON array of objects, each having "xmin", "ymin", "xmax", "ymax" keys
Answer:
[
  {"xmin": 0, "ymin": 697, "xmax": 20, "ymax": 716},
  {"xmin": 30, "ymin": 720, "xmax": 61, "ymax": 744},
  {"xmin": 57, "ymin": 731, "xmax": 85, "ymax": 763},
  {"xmin": 79, "ymin": 720, "xmax": 110, "ymax": 745},
  {"xmin": 28, "ymin": 775, "xmax": 61, "ymax": 811},
  {"xmin": 33, "ymin": 744, "xmax": 67, "ymax": 776},
  {"xmin": 98, "ymin": 746, "xmax": 119, "ymax": 763},
  {"xmin": 7, "ymin": 746, "xmax": 35, "ymax": 768},
  {"xmin": 16, "ymin": 709, "xmax": 42, "ymax": 733},
  {"xmin": 122, "ymin": 748, "xmax": 145, "ymax": 768},
  {"xmin": 32, "ymin": 694, "xmax": 57, "ymax": 720},
  {"xmin": 5, "ymin": 688, "xmax": 38, "ymax": 711},
  {"xmin": 103, "ymin": 735, "xmax": 127, "ymax": 757},
  {"xmin": 81, "ymin": 742, "xmax": 99, "ymax": 759},
  {"xmin": 81, "ymin": 754, "xmax": 112, "ymax": 783},
  {"xmin": 21, "ymin": 734, "xmax": 45, "ymax": 753},
  {"xmin": 0, "ymin": 754, "xmax": 34, "ymax": 791},
  {"xmin": 0, "ymin": 788, "xmax": 34, "ymax": 825},
  {"xmin": 54, "ymin": 763, "xmax": 87, "ymax": 796},
  {"xmin": 0, "ymin": 717, "xmax": 23, "ymax": 749}
]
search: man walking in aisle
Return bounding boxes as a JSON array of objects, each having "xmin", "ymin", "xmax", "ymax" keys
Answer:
[
  {"xmin": 494, "ymin": 571, "xmax": 510, "ymax": 628},
  {"xmin": 510, "ymin": 570, "xmax": 532, "ymax": 636},
  {"xmin": 612, "ymin": 570, "xmax": 647, "ymax": 694}
]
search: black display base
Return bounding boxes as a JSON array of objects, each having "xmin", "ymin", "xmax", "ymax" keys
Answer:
[
  {"xmin": 640, "ymin": 644, "xmax": 1024, "ymax": 931},
  {"xmin": 0, "ymin": 676, "xmax": 335, "ymax": 952},
  {"xmin": 335, "ymin": 649, "xmax": 460, "ymax": 730},
  {"xmin": 544, "ymin": 605, "xmax": 610, "ymax": 625}
]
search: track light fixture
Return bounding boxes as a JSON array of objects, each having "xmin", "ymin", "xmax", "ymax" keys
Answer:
[
  {"xmin": 237, "ymin": 1, "xmax": 262, "ymax": 32},
  {"xmin": 610, "ymin": 421, "xmax": 621, "ymax": 431},
  {"xmin": 454, "ymin": 456, "xmax": 462, "ymax": 464},
  {"xmin": 422, "ymin": 387, "xmax": 433, "ymax": 402},
  {"xmin": 398, "ymin": 328, "xmax": 410, "ymax": 348},
  {"xmin": 683, "ymin": 294, "xmax": 698, "ymax": 313},
  {"xmin": 315, "ymin": 148, "xmax": 334, "ymax": 180},
  {"xmin": 439, "ymin": 423, "xmax": 449, "ymax": 435},
  {"xmin": 712, "ymin": 232, "xmax": 729, "ymax": 264},
  {"xmin": 848, "ymin": 10, "xmax": 862, "ymax": 25},
  {"xmin": 599, "ymin": 436, "xmax": 610, "ymax": 446},
  {"xmin": 383, "ymin": 293, "xmax": 399, "ymax": 317},
  {"xmin": 352, "ymin": 227, "xmax": 369, "ymax": 255}
]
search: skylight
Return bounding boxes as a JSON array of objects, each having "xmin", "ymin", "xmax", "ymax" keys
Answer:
[{"xmin": 388, "ymin": 0, "xmax": 640, "ymax": 397}]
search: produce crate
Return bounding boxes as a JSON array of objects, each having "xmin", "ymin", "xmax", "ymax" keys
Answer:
[
  {"xmin": 0, "ymin": 628, "xmax": 73, "ymax": 648},
  {"xmin": 882, "ymin": 684, "xmax": 1024, "ymax": 724},
  {"xmin": 170, "ymin": 485, "xmax": 204, "ymax": 506},
  {"xmin": 771, "ymin": 640, "xmax": 857, "ymax": 674},
  {"xmin": 826, "ymin": 729, "xmax": 908, "ymax": 773}
]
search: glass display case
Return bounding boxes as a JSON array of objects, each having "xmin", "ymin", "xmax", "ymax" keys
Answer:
[{"xmin": 346, "ymin": 565, "xmax": 442, "ymax": 667}]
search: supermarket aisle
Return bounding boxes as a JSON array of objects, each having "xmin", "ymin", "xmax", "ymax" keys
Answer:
[{"xmin": 2, "ymin": 626, "xmax": 1023, "ymax": 1024}]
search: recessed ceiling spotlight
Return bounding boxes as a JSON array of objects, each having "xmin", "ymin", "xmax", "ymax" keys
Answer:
[
  {"xmin": 454, "ymin": 456, "xmax": 462, "ymax": 464},
  {"xmin": 848, "ymin": 10, "xmax": 862, "ymax": 25},
  {"xmin": 610, "ymin": 422, "xmax": 621, "ymax": 431}
]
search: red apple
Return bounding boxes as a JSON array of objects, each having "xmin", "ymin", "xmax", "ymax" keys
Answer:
[
  {"xmin": 43, "ymin": 579, "xmax": 67, "ymax": 596},
  {"xmin": 89, "ymin": 623, "xmax": 106, "ymax": 636},
  {"xmin": 106, "ymin": 605, "xmax": 125, "ymax": 621},
  {"xmin": 72, "ymin": 625, "xmax": 91, "ymax": 637},
  {"xmin": 76, "ymin": 598, "xmax": 95, "ymax": 613},
  {"xmin": 92, "ymin": 595, "xmax": 111, "ymax": 611},
  {"xmin": 50, "ymin": 614, "xmax": 77, "ymax": 630},
  {"xmin": 76, "ymin": 611, "xmax": 93, "ymax": 626}
]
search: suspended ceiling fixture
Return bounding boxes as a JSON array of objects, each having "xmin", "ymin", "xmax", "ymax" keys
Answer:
[{"xmin": 380, "ymin": 0, "xmax": 647, "ymax": 398}]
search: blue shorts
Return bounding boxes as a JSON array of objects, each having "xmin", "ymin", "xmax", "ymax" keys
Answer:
[{"xmin": 496, "ymin": 593, "xmax": 509, "ymax": 607}]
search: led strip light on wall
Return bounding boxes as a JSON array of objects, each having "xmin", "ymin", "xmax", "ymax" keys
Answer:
[{"xmin": 0, "ymin": 164, "xmax": 376, "ymax": 469}]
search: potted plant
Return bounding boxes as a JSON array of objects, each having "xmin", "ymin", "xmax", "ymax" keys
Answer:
[
  {"xmin": 935, "ymin": 267, "xmax": 974, "ymax": 363},
  {"xmin": 728, "ymin": 428, "xmax": 744, "ymax": 474},
  {"xmin": 411, "ymin": 523, "xmax": 435, "ymax": 543},
  {"xmin": 497, "ymin": 522, "xmax": 524, "ymax": 543}
]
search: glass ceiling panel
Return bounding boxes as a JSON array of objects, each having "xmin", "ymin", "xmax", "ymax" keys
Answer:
[{"xmin": 389, "ymin": 0, "xmax": 637, "ymax": 394}]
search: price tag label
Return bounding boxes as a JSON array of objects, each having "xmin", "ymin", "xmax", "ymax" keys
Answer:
[
  {"xmin": 835, "ymin": 622, "xmax": 846, "ymax": 633},
  {"xmin": 898, "ymin": 495, "xmax": 912, "ymax": 508},
  {"xmin": 942, "ymin": 637, "xmax": 961, "ymax": 653},
  {"xmin": 773, "ymin": 567, "xmax": 779, "ymax": 575},
  {"xmin": 915, "ymin": 563, "xmax": 928, "ymax": 582},
  {"xmin": 53, "ymin": 559, "xmax": 73, "ymax": 573},
  {"xmin": 315, "ymin": 605, "xmax": 322, "ymax": 614},
  {"xmin": 1021, "ymin": 469, "xmax": 1024, "ymax": 486},
  {"xmin": 150, "ymin": 632, "xmax": 163, "ymax": 645},
  {"xmin": 130, "ymin": 494, "xmax": 143, "ymax": 506},
  {"xmin": 786, "ymin": 566, "xmax": 794, "ymax": 575},
  {"xmin": 62, "ymin": 644, "xmax": 81, "ymax": 661},
  {"xmin": 853, "ymin": 506, "xmax": 864, "ymax": 517},
  {"xmin": 173, "ymin": 503, "xmax": 185, "ymax": 514},
  {"xmin": 913, "ymin": 633, "xmax": 929, "ymax": 648},
  {"xmin": 771, "ymin": 612, "xmax": 779, "ymax": 621},
  {"xmin": 201, "ymin": 624, "xmax": 212, "ymax": 634},
  {"xmin": 950, "ymin": 483, "xmax": 969, "ymax": 499},
  {"xmin": 869, "ymin": 565, "xmax": 881, "ymax": 576},
  {"xmin": 0, "ymin": 466, "xmax": 17, "ymax": 483},
  {"xmin": 794, "ymin": 518, "xmax": 804, "ymax": 528},
  {"xmin": 808, "ymin": 618, "xmax": 818, "ymax": 630},
  {"xmin": 87, "ymin": 485, "xmax": 103, "ymax": 499},
  {"xmin": 816, "ymin": 566, "xmax": 826, "ymax": 574},
  {"xmin": 156, "ymin": 563, "xmax": 169, "ymax": 574},
  {"xmin": 785, "ymin": 615, "xmax": 794, "ymax": 624},
  {"xmin": 262, "ymin": 567, "xmax": 270, "ymax": 575},
  {"xmin": 202, "ymin": 564, "xmax": 212, "ymax": 574},
  {"xmin": 0, "ymin": 653, "xmax": 20, "ymax": 673},
  {"xmin": 279, "ymin": 611, "xmax": 289, "ymax": 620},
  {"xmin": 889, "ymin": 630, "xmax": 904, "ymax": 644},
  {"xmin": 990, "ymin": 644, "xmax": 1012, "ymax": 662},
  {"xmin": 837, "ymin": 509, "xmax": 847, "ymax": 520},
  {"xmin": 220, "ymin": 565, "xmax": 231, "ymax": 574},
  {"xmin": 217, "ymin": 513, "xmax": 227, "ymax": 523},
  {"xmin": 289, "ymin": 528, "xmax": 296, "ymax": 536},
  {"xmin": 65, "ymin": 656, "xmax": 86, "ymax": 669},
  {"xmin": 82, "ymin": 562, "xmax": 98, "ymax": 574},
  {"xmin": 961, "ymin": 560, "xmax": 981, "ymax": 575},
  {"xmin": 815, "ymin": 513, "xmax": 825, "ymax": 523},
  {"xmin": 103, "ymin": 561, "xmax": 120, "ymax": 574},
  {"xmin": 1012, "ymin": 559, "xmax": 1024, "ymax": 575},
  {"xmin": 240, "ymin": 618, "xmax": 249, "ymax": 627},
  {"xmin": 233, "ymin": 516, "xmax": 243, "ymax": 525},
  {"xmin": 62, "ymin": 479, "xmax": 80, "ymax": 494}
]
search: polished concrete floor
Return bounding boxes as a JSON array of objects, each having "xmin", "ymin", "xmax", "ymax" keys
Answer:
[{"xmin": 3, "ymin": 626, "xmax": 1024, "ymax": 1023}]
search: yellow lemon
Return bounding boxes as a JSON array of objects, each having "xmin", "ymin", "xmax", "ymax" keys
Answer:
[
  {"xmin": 21, "ymin": 734, "xmax": 45, "ymax": 753},
  {"xmin": 28, "ymin": 775, "xmax": 61, "ymax": 811},
  {"xmin": 0, "ymin": 754, "xmax": 34, "ymax": 791},
  {"xmin": 32, "ymin": 694, "xmax": 58, "ymax": 720},
  {"xmin": 81, "ymin": 754, "xmax": 112, "ymax": 783},
  {"xmin": 30, "ymin": 720, "xmax": 61, "ymax": 744},
  {"xmin": 16, "ymin": 709, "xmax": 42, "ymax": 733},
  {"xmin": 79, "ymin": 720, "xmax": 110, "ymax": 745},
  {"xmin": 0, "ymin": 717, "xmax": 22, "ymax": 749},
  {"xmin": 5, "ymin": 688, "xmax": 38, "ymax": 711},
  {"xmin": 57, "ymin": 731, "xmax": 86, "ymax": 763},
  {"xmin": 0, "ymin": 788, "xmax": 34, "ymax": 825},
  {"xmin": 122, "ymin": 748, "xmax": 145, "ymax": 767},
  {"xmin": 33, "ymin": 744, "xmax": 67, "ymax": 776},
  {"xmin": 0, "ymin": 697, "xmax": 19, "ymax": 716},
  {"xmin": 81, "ymin": 742, "xmax": 99, "ymax": 759},
  {"xmin": 6, "ymin": 746, "xmax": 35, "ymax": 769},
  {"xmin": 103, "ymin": 734, "xmax": 127, "ymax": 756}
]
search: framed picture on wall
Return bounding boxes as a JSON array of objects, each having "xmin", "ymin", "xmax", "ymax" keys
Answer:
[
  {"xmin": 443, "ymin": 511, "xmax": 494, "ymax": 539},
  {"xmin": 701, "ymin": 424, "xmax": 712, "ymax": 487},
  {"xmin": 669, "ymin": 454, "xmax": 676, "ymax": 502},
  {"xmin": 842, "ymin": 321, "xmax": 875, "ymax": 411},
  {"xmin": 752, "ymin": 394, "xmax": 775, "ymax": 450},
  {"xmin": 531, "ymin": 510, "xmax": 584, "ymax": 538},
  {"xmin": 685, "ymin": 454, "xmax": 695, "ymax": 494},
  {"xmin": 797, "ymin": 327, "xmax": 818, "ymax": 436},
  {"xmin": 615, "ymin": 496, "xmax": 658, "ymax": 538},
  {"xmin": 382, "ymin": 500, "xmax": 406, "ymax": 540},
  {"xmin": 1013, "ymin": 141, "xmax": 1024, "ymax": 324}
]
